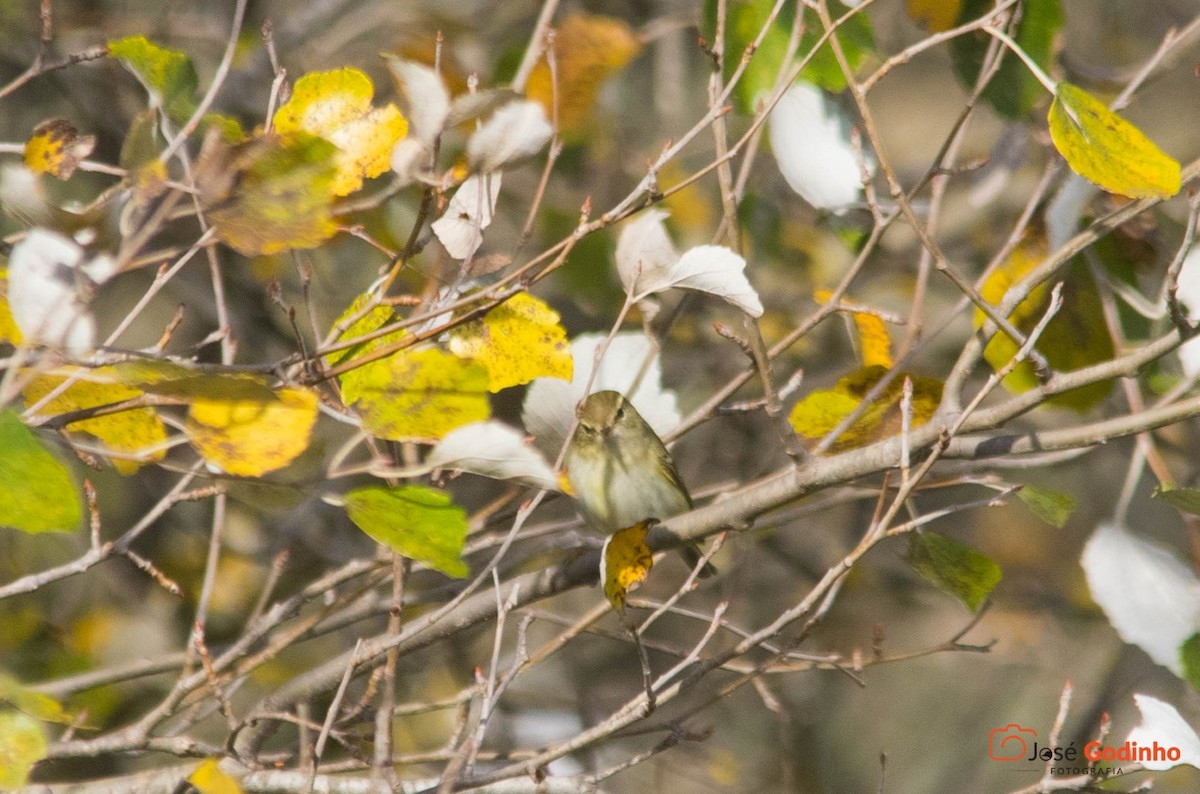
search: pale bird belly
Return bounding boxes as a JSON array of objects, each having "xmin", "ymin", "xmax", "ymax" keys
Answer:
[{"xmin": 574, "ymin": 453, "xmax": 690, "ymax": 532}]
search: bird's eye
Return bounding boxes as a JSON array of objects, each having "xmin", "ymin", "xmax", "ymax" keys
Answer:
[{"xmin": 615, "ymin": 405, "xmax": 625, "ymax": 422}]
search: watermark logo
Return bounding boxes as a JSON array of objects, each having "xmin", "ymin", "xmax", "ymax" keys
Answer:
[{"xmin": 989, "ymin": 723, "xmax": 1037, "ymax": 761}]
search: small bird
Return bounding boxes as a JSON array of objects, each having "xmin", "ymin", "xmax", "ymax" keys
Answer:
[{"xmin": 564, "ymin": 390, "xmax": 716, "ymax": 577}]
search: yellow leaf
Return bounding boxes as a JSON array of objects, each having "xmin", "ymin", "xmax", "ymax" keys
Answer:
[
  {"xmin": 325, "ymin": 293, "xmax": 406, "ymax": 405},
  {"xmin": 526, "ymin": 14, "xmax": 641, "ymax": 135},
  {"xmin": 0, "ymin": 709, "xmax": 46, "ymax": 788},
  {"xmin": 186, "ymin": 388, "xmax": 318, "ymax": 476},
  {"xmin": 906, "ymin": 0, "xmax": 962, "ymax": 32},
  {"xmin": 23, "ymin": 368, "xmax": 167, "ymax": 475},
  {"xmin": 273, "ymin": 68, "xmax": 408, "ymax": 196},
  {"xmin": 23, "ymin": 118, "xmax": 95, "ymax": 180},
  {"xmin": 0, "ymin": 270, "xmax": 22, "ymax": 346},
  {"xmin": 1048, "ymin": 82, "xmax": 1181, "ymax": 200},
  {"xmin": 602, "ymin": 522, "xmax": 654, "ymax": 610},
  {"xmin": 789, "ymin": 366, "xmax": 942, "ymax": 452},
  {"xmin": 975, "ymin": 233, "xmax": 1114, "ymax": 410},
  {"xmin": 814, "ymin": 290, "xmax": 893, "ymax": 368},
  {"xmin": 449, "ymin": 293, "xmax": 572, "ymax": 392},
  {"xmin": 349, "ymin": 347, "xmax": 490, "ymax": 440},
  {"xmin": 196, "ymin": 130, "xmax": 339, "ymax": 256},
  {"xmin": 188, "ymin": 758, "xmax": 243, "ymax": 794}
]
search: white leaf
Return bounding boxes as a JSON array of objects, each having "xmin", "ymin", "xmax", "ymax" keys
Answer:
[
  {"xmin": 1081, "ymin": 521, "xmax": 1200, "ymax": 675},
  {"xmin": 646, "ymin": 245, "xmax": 763, "ymax": 317},
  {"xmin": 431, "ymin": 172, "xmax": 502, "ymax": 260},
  {"xmin": 385, "ymin": 57, "xmax": 450, "ymax": 146},
  {"xmin": 428, "ymin": 421, "xmax": 559, "ymax": 491},
  {"xmin": 769, "ymin": 82, "xmax": 869, "ymax": 212},
  {"xmin": 615, "ymin": 209, "xmax": 678, "ymax": 294},
  {"xmin": 522, "ymin": 332, "xmax": 680, "ymax": 453},
  {"xmin": 8, "ymin": 229, "xmax": 97, "ymax": 354},
  {"xmin": 467, "ymin": 100, "xmax": 552, "ymax": 173},
  {"xmin": 390, "ymin": 137, "xmax": 429, "ymax": 187},
  {"xmin": 1176, "ymin": 247, "xmax": 1200, "ymax": 377},
  {"xmin": 1126, "ymin": 695, "xmax": 1200, "ymax": 770}
]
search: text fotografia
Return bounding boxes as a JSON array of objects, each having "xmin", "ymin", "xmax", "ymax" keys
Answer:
[{"xmin": 1025, "ymin": 741, "xmax": 1181, "ymax": 764}]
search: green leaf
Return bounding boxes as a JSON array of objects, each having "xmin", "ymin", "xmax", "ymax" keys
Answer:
[
  {"xmin": 1048, "ymin": 82, "xmax": 1181, "ymax": 199},
  {"xmin": 713, "ymin": 0, "xmax": 874, "ymax": 112},
  {"xmin": 907, "ymin": 531, "xmax": 1002, "ymax": 612},
  {"xmin": 0, "ymin": 410, "xmax": 81, "ymax": 534},
  {"xmin": 0, "ymin": 710, "xmax": 47, "ymax": 788},
  {"xmin": 1017, "ymin": 485, "xmax": 1076, "ymax": 528},
  {"xmin": 1181, "ymin": 633, "xmax": 1200, "ymax": 694},
  {"xmin": 796, "ymin": 2, "xmax": 875, "ymax": 93},
  {"xmin": 344, "ymin": 486, "xmax": 469, "ymax": 578},
  {"xmin": 108, "ymin": 36, "xmax": 198, "ymax": 124},
  {"xmin": 950, "ymin": 0, "xmax": 1062, "ymax": 119},
  {"xmin": 1154, "ymin": 485, "xmax": 1200, "ymax": 517},
  {"xmin": 0, "ymin": 673, "xmax": 67, "ymax": 724}
]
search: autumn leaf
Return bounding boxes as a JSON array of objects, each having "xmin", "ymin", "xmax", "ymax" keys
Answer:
[
  {"xmin": 349, "ymin": 347, "xmax": 491, "ymax": 440},
  {"xmin": 0, "ymin": 710, "xmax": 47, "ymax": 788},
  {"xmin": 789, "ymin": 366, "xmax": 943, "ymax": 452},
  {"xmin": 23, "ymin": 368, "xmax": 167, "ymax": 475},
  {"xmin": 526, "ymin": 14, "xmax": 641, "ymax": 135},
  {"xmin": 273, "ymin": 67, "xmax": 408, "ymax": 196},
  {"xmin": 343, "ymin": 485, "xmax": 469, "ymax": 578},
  {"xmin": 449, "ymin": 293, "xmax": 572, "ymax": 392},
  {"xmin": 188, "ymin": 759, "xmax": 243, "ymax": 794},
  {"xmin": 326, "ymin": 293, "xmax": 408, "ymax": 405},
  {"xmin": 813, "ymin": 290, "xmax": 892, "ymax": 368},
  {"xmin": 24, "ymin": 118, "xmax": 95, "ymax": 179},
  {"xmin": 602, "ymin": 522, "xmax": 654, "ymax": 610},
  {"xmin": 906, "ymin": 0, "xmax": 961, "ymax": 31},
  {"xmin": 975, "ymin": 233, "xmax": 1114, "ymax": 410},
  {"xmin": 1048, "ymin": 81, "xmax": 1181, "ymax": 199},
  {"xmin": 196, "ymin": 130, "xmax": 339, "ymax": 256},
  {"xmin": 186, "ymin": 388, "xmax": 319, "ymax": 476}
]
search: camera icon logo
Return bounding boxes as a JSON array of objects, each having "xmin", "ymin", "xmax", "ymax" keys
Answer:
[{"xmin": 989, "ymin": 723, "xmax": 1037, "ymax": 761}]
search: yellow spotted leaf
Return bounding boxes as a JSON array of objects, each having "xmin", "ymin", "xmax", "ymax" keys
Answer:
[
  {"xmin": 975, "ymin": 234, "xmax": 1114, "ymax": 410},
  {"xmin": 188, "ymin": 758, "xmax": 243, "ymax": 794},
  {"xmin": 814, "ymin": 290, "xmax": 893, "ymax": 368},
  {"xmin": 449, "ymin": 293, "xmax": 572, "ymax": 392},
  {"xmin": 325, "ymin": 293, "xmax": 406, "ymax": 405},
  {"xmin": 1048, "ymin": 82, "xmax": 1181, "ymax": 200},
  {"xmin": 23, "ymin": 368, "xmax": 166, "ymax": 475},
  {"xmin": 186, "ymin": 388, "xmax": 319, "ymax": 476},
  {"xmin": 603, "ymin": 522, "xmax": 654, "ymax": 610},
  {"xmin": 196, "ymin": 130, "xmax": 339, "ymax": 256},
  {"xmin": 349, "ymin": 347, "xmax": 490, "ymax": 440},
  {"xmin": 526, "ymin": 14, "xmax": 641, "ymax": 135},
  {"xmin": 24, "ymin": 118, "xmax": 95, "ymax": 180},
  {"xmin": 789, "ymin": 366, "xmax": 943, "ymax": 452},
  {"xmin": 273, "ymin": 68, "xmax": 408, "ymax": 196},
  {"xmin": 0, "ymin": 709, "xmax": 46, "ymax": 788}
]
